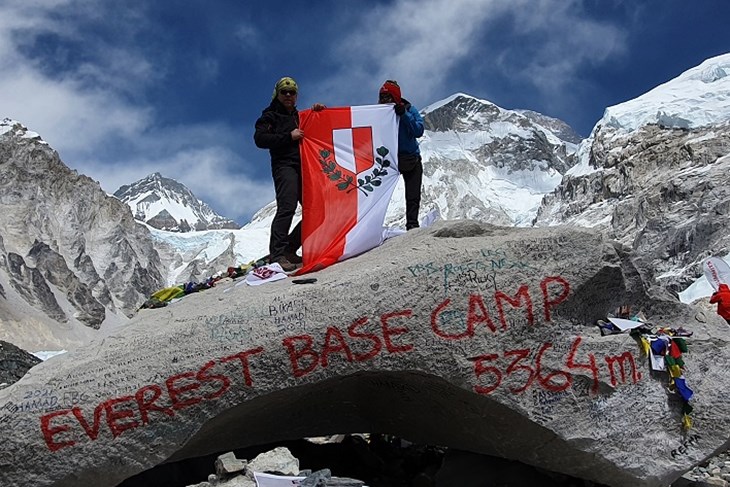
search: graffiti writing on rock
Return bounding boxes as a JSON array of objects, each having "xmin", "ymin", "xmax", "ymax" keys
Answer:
[
  {"xmin": 269, "ymin": 296, "xmax": 309, "ymax": 333},
  {"xmin": 282, "ymin": 310, "xmax": 414, "ymax": 378},
  {"xmin": 407, "ymin": 251, "xmax": 532, "ymax": 296},
  {"xmin": 40, "ymin": 346, "xmax": 264, "ymax": 452},
  {"xmin": 671, "ymin": 434, "xmax": 701, "ymax": 458},
  {"xmin": 15, "ymin": 389, "xmax": 59, "ymax": 413},
  {"xmin": 430, "ymin": 276, "xmax": 570, "ymax": 337},
  {"xmin": 471, "ymin": 336, "xmax": 641, "ymax": 396},
  {"xmin": 33, "ymin": 273, "xmax": 645, "ymax": 456},
  {"xmin": 479, "ymin": 249, "xmax": 531, "ymax": 270}
]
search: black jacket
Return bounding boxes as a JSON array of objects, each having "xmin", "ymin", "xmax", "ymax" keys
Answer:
[{"xmin": 254, "ymin": 99, "xmax": 300, "ymax": 168}]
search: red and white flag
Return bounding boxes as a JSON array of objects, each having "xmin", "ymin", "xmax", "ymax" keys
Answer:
[
  {"xmin": 297, "ymin": 104, "xmax": 399, "ymax": 274},
  {"xmin": 704, "ymin": 256, "xmax": 730, "ymax": 291}
]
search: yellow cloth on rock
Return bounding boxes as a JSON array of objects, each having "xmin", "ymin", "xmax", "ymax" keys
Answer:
[
  {"xmin": 639, "ymin": 336, "xmax": 651, "ymax": 356},
  {"xmin": 152, "ymin": 286, "xmax": 185, "ymax": 302},
  {"xmin": 668, "ymin": 364, "xmax": 682, "ymax": 378}
]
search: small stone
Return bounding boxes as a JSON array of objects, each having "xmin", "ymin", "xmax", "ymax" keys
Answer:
[
  {"xmin": 703, "ymin": 477, "xmax": 728, "ymax": 487},
  {"xmin": 215, "ymin": 452, "xmax": 246, "ymax": 478},
  {"xmin": 300, "ymin": 468, "xmax": 331, "ymax": 487}
]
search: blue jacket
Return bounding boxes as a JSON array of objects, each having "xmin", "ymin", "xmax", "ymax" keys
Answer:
[{"xmin": 397, "ymin": 98, "xmax": 424, "ymax": 156}]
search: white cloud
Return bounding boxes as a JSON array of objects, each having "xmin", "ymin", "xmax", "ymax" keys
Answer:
[
  {"xmin": 0, "ymin": 2, "xmax": 271, "ymax": 224},
  {"xmin": 235, "ymin": 23, "xmax": 260, "ymax": 50},
  {"xmin": 70, "ymin": 123, "xmax": 275, "ymax": 225},
  {"xmin": 319, "ymin": 0, "xmax": 627, "ymax": 110},
  {"xmin": 0, "ymin": 2, "xmax": 155, "ymax": 150},
  {"xmin": 74, "ymin": 47, "xmax": 163, "ymax": 95},
  {"xmin": 0, "ymin": 67, "xmax": 153, "ymax": 152},
  {"xmin": 503, "ymin": 1, "xmax": 628, "ymax": 96},
  {"xmin": 322, "ymin": 0, "xmax": 502, "ymax": 103}
]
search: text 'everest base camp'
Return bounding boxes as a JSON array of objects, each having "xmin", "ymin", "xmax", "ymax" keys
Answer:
[{"xmin": 2, "ymin": 52, "xmax": 730, "ymax": 487}]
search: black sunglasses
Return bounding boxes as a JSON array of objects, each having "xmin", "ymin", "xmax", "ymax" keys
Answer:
[
  {"xmin": 379, "ymin": 92, "xmax": 393, "ymax": 100},
  {"xmin": 279, "ymin": 90, "xmax": 297, "ymax": 96}
]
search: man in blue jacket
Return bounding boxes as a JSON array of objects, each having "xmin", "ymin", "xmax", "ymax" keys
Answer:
[{"xmin": 378, "ymin": 80, "xmax": 425, "ymax": 230}]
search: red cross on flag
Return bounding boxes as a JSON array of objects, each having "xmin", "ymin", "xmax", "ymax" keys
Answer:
[{"xmin": 297, "ymin": 104, "xmax": 400, "ymax": 274}]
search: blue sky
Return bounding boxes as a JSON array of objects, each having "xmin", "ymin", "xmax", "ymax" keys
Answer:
[{"xmin": 1, "ymin": 1, "xmax": 728, "ymax": 225}]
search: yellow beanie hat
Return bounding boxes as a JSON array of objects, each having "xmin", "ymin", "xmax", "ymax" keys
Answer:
[{"xmin": 272, "ymin": 77, "xmax": 298, "ymax": 100}]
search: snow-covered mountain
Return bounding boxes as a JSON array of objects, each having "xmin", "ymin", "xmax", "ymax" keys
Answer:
[
  {"xmin": 415, "ymin": 93, "xmax": 579, "ymax": 226},
  {"xmin": 0, "ymin": 119, "xmax": 164, "ymax": 351},
  {"xmin": 114, "ymin": 172, "xmax": 239, "ymax": 232},
  {"xmin": 534, "ymin": 53, "xmax": 730, "ymax": 299},
  {"xmin": 600, "ymin": 55, "xmax": 730, "ymax": 132}
]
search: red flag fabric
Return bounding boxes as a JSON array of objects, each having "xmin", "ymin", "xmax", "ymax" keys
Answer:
[{"xmin": 297, "ymin": 104, "xmax": 399, "ymax": 274}]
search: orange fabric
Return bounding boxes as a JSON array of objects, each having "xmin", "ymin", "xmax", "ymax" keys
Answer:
[
  {"xmin": 710, "ymin": 284, "xmax": 730, "ymax": 320},
  {"xmin": 297, "ymin": 107, "xmax": 359, "ymax": 274},
  {"xmin": 380, "ymin": 81, "xmax": 401, "ymax": 104}
]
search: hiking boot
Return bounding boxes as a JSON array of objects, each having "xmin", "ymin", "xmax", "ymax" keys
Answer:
[
  {"xmin": 273, "ymin": 256, "xmax": 297, "ymax": 272},
  {"xmin": 284, "ymin": 252, "xmax": 303, "ymax": 264}
]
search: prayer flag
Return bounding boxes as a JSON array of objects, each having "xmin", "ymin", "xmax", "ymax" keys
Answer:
[{"xmin": 703, "ymin": 256, "xmax": 730, "ymax": 291}]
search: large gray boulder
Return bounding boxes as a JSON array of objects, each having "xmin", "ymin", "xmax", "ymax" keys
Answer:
[{"xmin": 1, "ymin": 221, "xmax": 728, "ymax": 487}]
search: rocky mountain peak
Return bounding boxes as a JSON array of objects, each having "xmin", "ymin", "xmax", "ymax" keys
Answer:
[
  {"xmin": 0, "ymin": 122, "xmax": 165, "ymax": 351},
  {"xmin": 533, "ymin": 53, "xmax": 730, "ymax": 297},
  {"xmin": 422, "ymin": 93, "xmax": 502, "ymax": 132},
  {"xmin": 0, "ymin": 118, "xmax": 46, "ymax": 144},
  {"xmin": 392, "ymin": 93, "xmax": 582, "ymax": 228},
  {"xmin": 114, "ymin": 173, "xmax": 240, "ymax": 232},
  {"xmin": 421, "ymin": 94, "xmax": 581, "ymax": 147},
  {"xmin": 515, "ymin": 109, "xmax": 584, "ymax": 144}
]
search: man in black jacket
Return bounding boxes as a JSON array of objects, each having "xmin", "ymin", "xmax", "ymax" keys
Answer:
[{"xmin": 254, "ymin": 77, "xmax": 324, "ymax": 271}]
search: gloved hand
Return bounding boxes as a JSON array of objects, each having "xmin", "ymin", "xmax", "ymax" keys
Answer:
[{"xmin": 394, "ymin": 103, "xmax": 406, "ymax": 116}]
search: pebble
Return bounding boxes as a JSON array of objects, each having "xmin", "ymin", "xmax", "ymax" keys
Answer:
[{"xmin": 679, "ymin": 451, "xmax": 730, "ymax": 487}]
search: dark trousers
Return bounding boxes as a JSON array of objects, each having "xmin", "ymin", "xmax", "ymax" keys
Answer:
[
  {"xmin": 270, "ymin": 164, "xmax": 302, "ymax": 259},
  {"xmin": 400, "ymin": 154, "xmax": 423, "ymax": 230}
]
